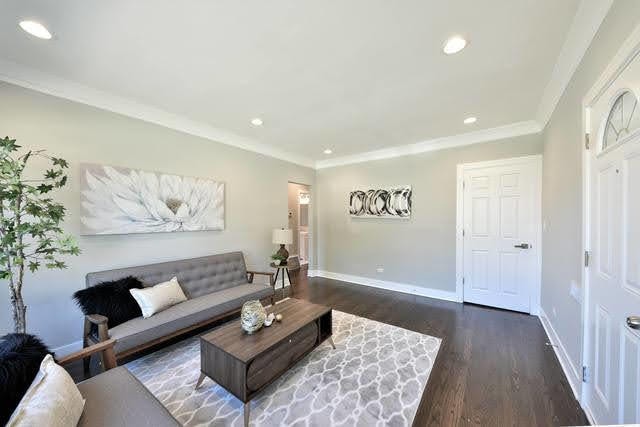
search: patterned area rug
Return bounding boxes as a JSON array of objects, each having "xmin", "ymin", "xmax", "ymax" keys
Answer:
[{"xmin": 126, "ymin": 310, "xmax": 441, "ymax": 426}]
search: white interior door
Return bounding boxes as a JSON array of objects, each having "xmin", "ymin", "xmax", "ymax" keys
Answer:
[
  {"xmin": 461, "ymin": 156, "xmax": 541, "ymax": 313},
  {"xmin": 586, "ymin": 76, "xmax": 640, "ymax": 423}
]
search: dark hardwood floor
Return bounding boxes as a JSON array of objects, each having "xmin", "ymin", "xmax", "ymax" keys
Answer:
[
  {"xmin": 67, "ymin": 275, "xmax": 588, "ymax": 426},
  {"xmin": 295, "ymin": 276, "xmax": 588, "ymax": 427}
]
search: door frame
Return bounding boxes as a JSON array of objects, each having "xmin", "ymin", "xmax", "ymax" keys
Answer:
[
  {"xmin": 455, "ymin": 154, "xmax": 543, "ymax": 313},
  {"xmin": 580, "ymin": 23, "xmax": 640, "ymax": 424}
]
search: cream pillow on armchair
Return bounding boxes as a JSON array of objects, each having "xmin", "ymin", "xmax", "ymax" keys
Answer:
[
  {"xmin": 130, "ymin": 277, "xmax": 187, "ymax": 318},
  {"xmin": 7, "ymin": 354, "xmax": 85, "ymax": 427}
]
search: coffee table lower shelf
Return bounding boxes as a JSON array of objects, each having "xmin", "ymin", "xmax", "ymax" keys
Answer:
[{"xmin": 195, "ymin": 299, "xmax": 334, "ymax": 426}]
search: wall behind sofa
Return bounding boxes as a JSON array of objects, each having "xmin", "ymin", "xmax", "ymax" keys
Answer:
[
  {"xmin": 0, "ymin": 82, "xmax": 316, "ymax": 352},
  {"xmin": 316, "ymin": 133, "xmax": 542, "ymax": 297}
]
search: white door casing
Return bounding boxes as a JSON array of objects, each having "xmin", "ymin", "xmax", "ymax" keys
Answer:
[
  {"xmin": 583, "ymin": 48, "xmax": 640, "ymax": 423},
  {"xmin": 456, "ymin": 155, "xmax": 542, "ymax": 314}
]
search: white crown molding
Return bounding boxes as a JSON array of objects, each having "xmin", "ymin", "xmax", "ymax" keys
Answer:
[
  {"xmin": 535, "ymin": 0, "xmax": 614, "ymax": 128},
  {"xmin": 0, "ymin": 59, "xmax": 316, "ymax": 168},
  {"xmin": 3, "ymin": 0, "xmax": 614, "ymax": 174},
  {"xmin": 315, "ymin": 120, "xmax": 542, "ymax": 169}
]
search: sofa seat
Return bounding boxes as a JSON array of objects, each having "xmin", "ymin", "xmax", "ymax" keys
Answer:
[
  {"xmin": 109, "ymin": 283, "xmax": 273, "ymax": 353},
  {"xmin": 77, "ymin": 366, "xmax": 179, "ymax": 427}
]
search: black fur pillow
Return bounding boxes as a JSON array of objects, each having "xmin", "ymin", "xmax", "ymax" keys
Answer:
[
  {"xmin": 73, "ymin": 276, "xmax": 144, "ymax": 329},
  {"xmin": 0, "ymin": 333, "xmax": 52, "ymax": 424}
]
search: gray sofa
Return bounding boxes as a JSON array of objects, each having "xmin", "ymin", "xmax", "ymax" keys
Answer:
[
  {"xmin": 83, "ymin": 252, "xmax": 275, "ymax": 360},
  {"xmin": 77, "ymin": 366, "xmax": 179, "ymax": 427}
]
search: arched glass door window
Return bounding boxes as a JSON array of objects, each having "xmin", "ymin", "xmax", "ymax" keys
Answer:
[{"xmin": 603, "ymin": 90, "xmax": 639, "ymax": 150}]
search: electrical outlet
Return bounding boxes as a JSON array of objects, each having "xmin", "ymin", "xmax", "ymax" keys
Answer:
[{"xmin": 376, "ymin": 267, "xmax": 384, "ymax": 273}]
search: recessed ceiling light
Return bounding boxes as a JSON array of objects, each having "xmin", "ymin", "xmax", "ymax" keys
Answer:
[
  {"xmin": 463, "ymin": 116, "xmax": 477, "ymax": 124},
  {"xmin": 323, "ymin": 149, "xmax": 333, "ymax": 155},
  {"xmin": 250, "ymin": 118, "xmax": 263, "ymax": 126},
  {"xmin": 19, "ymin": 20, "xmax": 52, "ymax": 40},
  {"xmin": 443, "ymin": 36, "xmax": 467, "ymax": 55}
]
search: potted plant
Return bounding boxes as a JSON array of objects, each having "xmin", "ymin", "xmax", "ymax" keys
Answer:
[
  {"xmin": 270, "ymin": 253, "xmax": 287, "ymax": 266},
  {"xmin": 0, "ymin": 137, "xmax": 80, "ymax": 333}
]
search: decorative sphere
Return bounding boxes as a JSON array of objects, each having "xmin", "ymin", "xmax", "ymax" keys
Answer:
[
  {"xmin": 241, "ymin": 300, "xmax": 266, "ymax": 334},
  {"xmin": 275, "ymin": 313, "xmax": 283, "ymax": 322}
]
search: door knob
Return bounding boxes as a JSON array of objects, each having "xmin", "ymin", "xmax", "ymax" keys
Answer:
[
  {"xmin": 627, "ymin": 316, "xmax": 640, "ymax": 330},
  {"xmin": 514, "ymin": 243, "xmax": 530, "ymax": 249}
]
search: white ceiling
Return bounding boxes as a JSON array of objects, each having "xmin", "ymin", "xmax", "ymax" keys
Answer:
[{"xmin": 0, "ymin": 1, "xmax": 591, "ymax": 167}]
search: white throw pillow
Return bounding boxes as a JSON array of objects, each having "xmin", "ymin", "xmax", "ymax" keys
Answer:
[
  {"xmin": 8, "ymin": 354, "xmax": 85, "ymax": 427},
  {"xmin": 129, "ymin": 276, "xmax": 187, "ymax": 317}
]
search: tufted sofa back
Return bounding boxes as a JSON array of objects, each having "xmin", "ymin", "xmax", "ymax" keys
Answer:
[{"xmin": 85, "ymin": 252, "xmax": 249, "ymax": 298}]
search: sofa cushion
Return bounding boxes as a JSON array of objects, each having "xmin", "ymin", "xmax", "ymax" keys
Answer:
[
  {"xmin": 77, "ymin": 367, "xmax": 179, "ymax": 427},
  {"xmin": 129, "ymin": 277, "xmax": 187, "ymax": 318},
  {"xmin": 109, "ymin": 283, "xmax": 273, "ymax": 353},
  {"xmin": 73, "ymin": 276, "xmax": 144, "ymax": 329},
  {"xmin": 86, "ymin": 252, "xmax": 249, "ymax": 299}
]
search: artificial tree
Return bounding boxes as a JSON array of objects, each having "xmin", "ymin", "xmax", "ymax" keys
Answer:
[{"xmin": 0, "ymin": 136, "xmax": 79, "ymax": 333}]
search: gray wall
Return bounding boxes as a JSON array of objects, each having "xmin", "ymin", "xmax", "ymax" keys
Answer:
[
  {"xmin": 317, "ymin": 134, "xmax": 542, "ymax": 292},
  {"xmin": 540, "ymin": 0, "xmax": 640, "ymax": 377},
  {"xmin": 0, "ymin": 82, "xmax": 316, "ymax": 351}
]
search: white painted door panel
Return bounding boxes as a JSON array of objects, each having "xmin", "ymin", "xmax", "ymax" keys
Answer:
[
  {"xmin": 587, "ymin": 82, "xmax": 640, "ymax": 424},
  {"xmin": 462, "ymin": 159, "xmax": 539, "ymax": 313}
]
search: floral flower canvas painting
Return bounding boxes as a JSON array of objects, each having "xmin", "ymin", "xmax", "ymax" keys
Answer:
[{"xmin": 80, "ymin": 164, "xmax": 224, "ymax": 235}]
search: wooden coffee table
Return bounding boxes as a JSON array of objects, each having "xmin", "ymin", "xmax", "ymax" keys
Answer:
[{"xmin": 195, "ymin": 298, "xmax": 334, "ymax": 426}]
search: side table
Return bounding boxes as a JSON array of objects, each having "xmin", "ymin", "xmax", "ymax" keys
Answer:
[{"xmin": 270, "ymin": 263, "xmax": 298, "ymax": 299}]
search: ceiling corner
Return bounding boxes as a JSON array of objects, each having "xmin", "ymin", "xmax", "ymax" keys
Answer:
[{"xmin": 535, "ymin": 0, "xmax": 614, "ymax": 128}]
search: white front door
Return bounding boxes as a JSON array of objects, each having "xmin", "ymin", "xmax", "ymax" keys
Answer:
[
  {"xmin": 585, "ymin": 78, "xmax": 640, "ymax": 422},
  {"xmin": 460, "ymin": 156, "xmax": 541, "ymax": 313}
]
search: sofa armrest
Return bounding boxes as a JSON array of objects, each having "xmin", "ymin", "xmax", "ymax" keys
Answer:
[
  {"xmin": 84, "ymin": 314, "xmax": 110, "ymax": 342},
  {"xmin": 247, "ymin": 270, "xmax": 275, "ymax": 286},
  {"xmin": 56, "ymin": 339, "xmax": 117, "ymax": 370}
]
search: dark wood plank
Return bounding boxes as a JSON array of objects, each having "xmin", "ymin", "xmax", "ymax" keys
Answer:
[{"xmin": 292, "ymin": 277, "xmax": 589, "ymax": 427}]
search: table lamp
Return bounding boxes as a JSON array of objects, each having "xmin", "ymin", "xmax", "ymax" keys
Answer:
[{"xmin": 272, "ymin": 228, "xmax": 293, "ymax": 261}]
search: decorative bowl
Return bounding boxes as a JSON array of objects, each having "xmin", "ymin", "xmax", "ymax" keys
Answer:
[{"xmin": 241, "ymin": 300, "xmax": 266, "ymax": 334}]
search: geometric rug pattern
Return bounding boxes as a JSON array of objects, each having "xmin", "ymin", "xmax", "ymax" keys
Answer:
[{"xmin": 126, "ymin": 310, "xmax": 441, "ymax": 426}]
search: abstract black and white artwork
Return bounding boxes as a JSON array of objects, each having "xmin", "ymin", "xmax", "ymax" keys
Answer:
[
  {"xmin": 349, "ymin": 186, "xmax": 412, "ymax": 218},
  {"xmin": 80, "ymin": 164, "xmax": 224, "ymax": 235}
]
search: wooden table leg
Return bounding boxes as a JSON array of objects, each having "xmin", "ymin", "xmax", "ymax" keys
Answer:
[
  {"xmin": 285, "ymin": 268, "xmax": 292, "ymax": 294},
  {"xmin": 195, "ymin": 372, "xmax": 206, "ymax": 389},
  {"xmin": 281, "ymin": 269, "xmax": 286, "ymax": 299},
  {"xmin": 328, "ymin": 336, "xmax": 336, "ymax": 349},
  {"xmin": 244, "ymin": 401, "xmax": 250, "ymax": 427}
]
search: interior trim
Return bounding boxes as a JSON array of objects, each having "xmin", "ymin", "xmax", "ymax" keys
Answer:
[
  {"xmin": 539, "ymin": 309, "xmax": 583, "ymax": 402},
  {"xmin": 0, "ymin": 1, "xmax": 614, "ymax": 171},
  {"xmin": 536, "ymin": 0, "xmax": 614, "ymax": 127},
  {"xmin": 0, "ymin": 58, "xmax": 316, "ymax": 169},
  {"xmin": 313, "ymin": 270, "xmax": 461, "ymax": 303},
  {"xmin": 316, "ymin": 121, "xmax": 542, "ymax": 169}
]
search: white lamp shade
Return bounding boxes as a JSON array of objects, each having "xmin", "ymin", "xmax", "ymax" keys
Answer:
[{"xmin": 272, "ymin": 228, "xmax": 293, "ymax": 244}]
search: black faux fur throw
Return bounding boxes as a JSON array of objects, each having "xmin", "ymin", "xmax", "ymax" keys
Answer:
[
  {"xmin": 0, "ymin": 333, "xmax": 52, "ymax": 424},
  {"xmin": 73, "ymin": 275, "xmax": 144, "ymax": 329}
]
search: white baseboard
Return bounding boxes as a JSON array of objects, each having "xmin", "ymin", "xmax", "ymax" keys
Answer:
[
  {"xmin": 313, "ymin": 270, "xmax": 460, "ymax": 303},
  {"xmin": 582, "ymin": 401, "xmax": 597, "ymax": 425},
  {"xmin": 52, "ymin": 339, "xmax": 83, "ymax": 357},
  {"xmin": 538, "ymin": 309, "xmax": 582, "ymax": 401}
]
